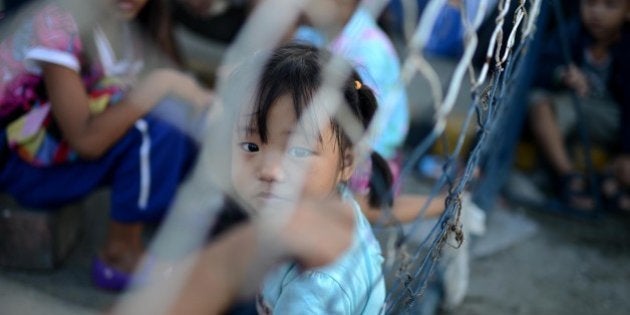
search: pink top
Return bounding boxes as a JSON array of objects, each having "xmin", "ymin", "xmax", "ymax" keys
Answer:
[{"xmin": 0, "ymin": 4, "xmax": 128, "ymax": 166}]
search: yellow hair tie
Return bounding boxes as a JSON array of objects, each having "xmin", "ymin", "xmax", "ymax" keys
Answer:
[{"xmin": 354, "ymin": 80, "xmax": 362, "ymax": 90}]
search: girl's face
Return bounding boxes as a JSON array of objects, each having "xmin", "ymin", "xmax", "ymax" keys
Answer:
[
  {"xmin": 231, "ymin": 94, "xmax": 355, "ymax": 211},
  {"xmin": 580, "ymin": 0, "xmax": 629, "ymax": 42},
  {"xmin": 108, "ymin": 0, "xmax": 150, "ymax": 20}
]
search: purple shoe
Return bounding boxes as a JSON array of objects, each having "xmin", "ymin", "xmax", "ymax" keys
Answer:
[{"xmin": 91, "ymin": 256, "xmax": 131, "ymax": 292}]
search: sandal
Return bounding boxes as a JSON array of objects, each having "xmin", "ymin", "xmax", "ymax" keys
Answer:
[
  {"xmin": 599, "ymin": 173, "xmax": 630, "ymax": 214},
  {"xmin": 560, "ymin": 173, "xmax": 596, "ymax": 209},
  {"xmin": 541, "ymin": 172, "xmax": 600, "ymax": 220},
  {"xmin": 91, "ymin": 255, "xmax": 132, "ymax": 291},
  {"xmin": 91, "ymin": 254, "xmax": 173, "ymax": 292}
]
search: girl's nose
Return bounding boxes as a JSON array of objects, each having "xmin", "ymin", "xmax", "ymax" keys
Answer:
[{"xmin": 257, "ymin": 151, "xmax": 286, "ymax": 183}]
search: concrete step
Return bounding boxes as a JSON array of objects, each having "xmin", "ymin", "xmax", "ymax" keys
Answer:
[{"xmin": 0, "ymin": 194, "xmax": 84, "ymax": 270}]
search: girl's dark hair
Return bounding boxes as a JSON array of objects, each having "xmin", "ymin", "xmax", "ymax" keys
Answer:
[
  {"xmin": 250, "ymin": 43, "xmax": 393, "ymax": 208},
  {"xmin": 136, "ymin": 0, "xmax": 181, "ymax": 65}
]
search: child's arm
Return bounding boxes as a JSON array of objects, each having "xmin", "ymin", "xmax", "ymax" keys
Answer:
[
  {"xmin": 114, "ymin": 224, "xmax": 265, "ymax": 315},
  {"xmin": 561, "ymin": 64, "xmax": 590, "ymax": 97},
  {"xmin": 43, "ymin": 64, "xmax": 209, "ymax": 159},
  {"xmin": 116, "ymin": 198, "xmax": 354, "ymax": 315},
  {"xmin": 357, "ymin": 193, "xmax": 446, "ymax": 224}
]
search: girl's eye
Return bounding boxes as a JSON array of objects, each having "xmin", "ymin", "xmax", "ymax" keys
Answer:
[
  {"xmin": 239, "ymin": 142, "xmax": 259, "ymax": 152},
  {"xmin": 287, "ymin": 147, "xmax": 314, "ymax": 158}
]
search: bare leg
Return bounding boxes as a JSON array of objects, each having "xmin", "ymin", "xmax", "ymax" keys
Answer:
[
  {"xmin": 529, "ymin": 98, "xmax": 593, "ymax": 209},
  {"xmin": 529, "ymin": 99, "xmax": 574, "ymax": 175},
  {"xmin": 101, "ymin": 221, "xmax": 144, "ymax": 273}
]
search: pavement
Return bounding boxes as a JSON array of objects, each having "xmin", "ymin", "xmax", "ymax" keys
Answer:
[{"xmin": 452, "ymin": 204, "xmax": 630, "ymax": 315}]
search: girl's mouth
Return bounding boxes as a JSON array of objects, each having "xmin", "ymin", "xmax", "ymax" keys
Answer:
[
  {"xmin": 256, "ymin": 192, "xmax": 291, "ymax": 205},
  {"xmin": 117, "ymin": 0, "xmax": 138, "ymax": 13}
]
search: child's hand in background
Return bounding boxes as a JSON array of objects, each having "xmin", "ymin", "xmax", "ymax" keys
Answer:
[
  {"xmin": 561, "ymin": 64, "xmax": 590, "ymax": 97},
  {"xmin": 129, "ymin": 69, "xmax": 213, "ymax": 113},
  {"xmin": 169, "ymin": 71, "xmax": 214, "ymax": 111}
]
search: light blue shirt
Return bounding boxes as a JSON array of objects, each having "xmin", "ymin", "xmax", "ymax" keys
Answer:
[{"xmin": 259, "ymin": 189, "xmax": 385, "ymax": 314}]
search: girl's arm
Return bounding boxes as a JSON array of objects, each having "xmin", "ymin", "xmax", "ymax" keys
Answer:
[
  {"xmin": 167, "ymin": 224, "xmax": 261, "ymax": 315},
  {"xmin": 43, "ymin": 63, "xmax": 209, "ymax": 159},
  {"xmin": 115, "ymin": 199, "xmax": 354, "ymax": 315},
  {"xmin": 358, "ymin": 193, "xmax": 446, "ymax": 224},
  {"xmin": 112, "ymin": 224, "xmax": 263, "ymax": 315}
]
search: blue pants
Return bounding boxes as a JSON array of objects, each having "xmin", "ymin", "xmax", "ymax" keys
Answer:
[{"xmin": 0, "ymin": 115, "xmax": 197, "ymax": 223}]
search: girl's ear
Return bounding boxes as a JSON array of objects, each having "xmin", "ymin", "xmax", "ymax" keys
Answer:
[{"xmin": 339, "ymin": 149, "xmax": 356, "ymax": 182}]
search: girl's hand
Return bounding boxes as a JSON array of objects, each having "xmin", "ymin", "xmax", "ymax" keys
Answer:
[
  {"xmin": 258, "ymin": 198, "xmax": 354, "ymax": 270},
  {"xmin": 283, "ymin": 199, "xmax": 354, "ymax": 269},
  {"xmin": 561, "ymin": 64, "xmax": 590, "ymax": 97}
]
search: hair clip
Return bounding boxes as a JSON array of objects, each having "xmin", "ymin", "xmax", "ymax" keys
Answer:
[{"xmin": 354, "ymin": 80, "xmax": 362, "ymax": 90}]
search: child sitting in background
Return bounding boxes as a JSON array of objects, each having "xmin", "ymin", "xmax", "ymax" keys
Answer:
[
  {"xmin": 528, "ymin": 0, "xmax": 630, "ymax": 214},
  {"xmin": 294, "ymin": 0, "xmax": 409, "ymax": 182},
  {"xmin": 0, "ymin": 0, "xmax": 210, "ymax": 290}
]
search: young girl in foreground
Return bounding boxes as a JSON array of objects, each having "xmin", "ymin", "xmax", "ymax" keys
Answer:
[{"xmin": 226, "ymin": 43, "xmax": 390, "ymax": 314}]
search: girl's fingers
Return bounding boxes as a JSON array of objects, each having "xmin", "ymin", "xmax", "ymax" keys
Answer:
[{"xmin": 281, "ymin": 199, "xmax": 354, "ymax": 269}]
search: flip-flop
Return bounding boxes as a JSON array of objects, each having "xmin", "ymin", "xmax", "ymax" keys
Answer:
[
  {"xmin": 599, "ymin": 173, "xmax": 630, "ymax": 215},
  {"xmin": 91, "ymin": 254, "xmax": 163, "ymax": 292},
  {"xmin": 557, "ymin": 172, "xmax": 599, "ymax": 212},
  {"xmin": 91, "ymin": 255, "xmax": 132, "ymax": 292}
]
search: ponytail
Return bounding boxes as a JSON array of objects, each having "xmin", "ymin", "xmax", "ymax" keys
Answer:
[
  {"xmin": 352, "ymin": 77, "xmax": 394, "ymax": 209},
  {"xmin": 368, "ymin": 151, "xmax": 394, "ymax": 208},
  {"xmin": 354, "ymin": 80, "xmax": 378, "ymax": 127}
]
